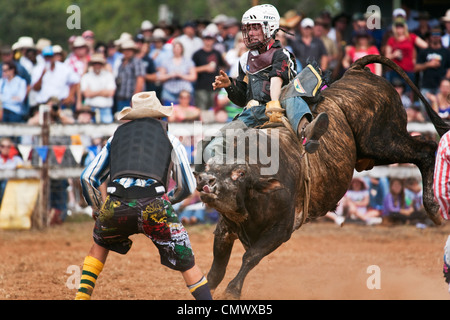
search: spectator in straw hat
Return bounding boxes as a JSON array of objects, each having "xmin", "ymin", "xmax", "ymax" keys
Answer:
[
  {"xmin": 31, "ymin": 46, "xmax": 80, "ymax": 110},
  {"xmin": 115, "ymin": 39, "xmax": 146, "ymax": 113},
  {"xmin": 0, "ymin": 45, "xmax": 30, "ymax": 85},
  {"xmin": 13, "ymin": 36, "xmax": 35, "ymax": 75},
  {"xmin": 66, "ymin": 36, "xmax": 90, "ymax": 76},
  {"xmin": 76, "ymin": 91, "xmax": 212, "ymax": 300},
  {"xmin": 140, "ymin": 20, "xmax": 154, "ymax": 42},
  {"xmin": 52, "ymin": 45, "xmax": 66, "ymax": 62},
  {"xmin": 80, "ymin": 53, "xmax": 116, "ymax": 123},
  {"xmin": 441, "ymin": 9, "xmax": 450, "ymax": 49}
]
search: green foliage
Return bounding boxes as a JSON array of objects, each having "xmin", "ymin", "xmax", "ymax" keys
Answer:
[{"xmin": 0, "ymin": 0, "xmax": 339, "ymax": 49}]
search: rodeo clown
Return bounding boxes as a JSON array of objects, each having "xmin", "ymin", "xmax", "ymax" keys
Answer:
[
  {"xmin": 75, "ymin": 92, "xmax": 212, "ymax": 300},
  {"xmin": 196, "ymin": 4, "xmax": 329, "ymax": 171}
]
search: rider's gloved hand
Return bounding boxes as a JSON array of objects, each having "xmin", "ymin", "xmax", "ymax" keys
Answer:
[{"xmin": 265, "ymin": 100, "xmax": 284, "ymax": 123}]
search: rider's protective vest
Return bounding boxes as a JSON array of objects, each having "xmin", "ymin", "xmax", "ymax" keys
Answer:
[
  {"xmin": 244, "ymin": 42, "xmax": 296, "ymax": 104},
  {"xmin": 110, "ymin": 117, "xmax": 173, "ymax": 189},
  {"xmin": 246, "ymin": 46, "xmax": 278, "ymax": 104}
]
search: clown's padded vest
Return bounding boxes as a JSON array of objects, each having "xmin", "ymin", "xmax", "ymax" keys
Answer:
[{"xmin": 110, "ymin": 117, "xmax": 173, "ymax": 189}]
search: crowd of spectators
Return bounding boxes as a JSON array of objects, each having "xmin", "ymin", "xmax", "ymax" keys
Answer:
[
  {"xmin": 1, "ymin": 6, "xmax": 450, "ymax": 226},
  {"xmin": 0, "ymin": 7, "xmax": 448, "ymax": 126},
  {"xmin": 326, "ymin": 175, "xmax": 431, "ymax": 228}
]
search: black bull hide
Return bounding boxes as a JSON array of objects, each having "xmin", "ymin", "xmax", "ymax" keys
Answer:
[{"xmin": 195, "ymin": 55, "xmax": 450, "ymax": 299}]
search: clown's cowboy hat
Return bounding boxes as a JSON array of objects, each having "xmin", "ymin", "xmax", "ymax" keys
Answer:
[{"xmin": 117, "ymin": 91, "xmax": 172, "ymax": 120}]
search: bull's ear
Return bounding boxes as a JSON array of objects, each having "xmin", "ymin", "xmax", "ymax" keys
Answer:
[{"xmin": 254, "ymin": 178, "xmax": 283, "ymax": 193}]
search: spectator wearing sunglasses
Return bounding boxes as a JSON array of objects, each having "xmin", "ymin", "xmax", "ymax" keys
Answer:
[{"xmin": 0, "ymin": 61, "xmax": 27, "ymax": 122}]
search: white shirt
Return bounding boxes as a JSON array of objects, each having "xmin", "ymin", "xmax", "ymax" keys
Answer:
[
  {"xmin": 80, "ymin": 70, "xmax": 116, "ymax": 108},
  {"xmin": 176, "ymin": 34, "xmax": 203, "ymax": 60},
  {"xmin": 32, "ymin": 61, "xmax": 80, "ymax": 104},
  {"xmin": 442, "ymin": 33, "xmax": 450, "ymax": 49}
]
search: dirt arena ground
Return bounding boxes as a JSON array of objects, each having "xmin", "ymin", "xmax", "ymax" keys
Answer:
[{"xmin": 0, "ymin": 216, "xmax": 449, "ymax": 300}]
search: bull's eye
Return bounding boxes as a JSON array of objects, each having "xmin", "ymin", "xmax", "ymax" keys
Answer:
[{"xmin": 231, "ymin": 169, "xmax": 245, "ymax": 181}]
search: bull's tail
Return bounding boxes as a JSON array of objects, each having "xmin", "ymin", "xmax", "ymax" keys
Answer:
[{"xmin": 351, "ymin": 54, "xmax": 450, "ymax": 137}]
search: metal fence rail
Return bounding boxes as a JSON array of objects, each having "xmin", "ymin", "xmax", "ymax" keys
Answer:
[{"xmin": 0, "ymin": 115, "xmax": 437, "ymax": 229}]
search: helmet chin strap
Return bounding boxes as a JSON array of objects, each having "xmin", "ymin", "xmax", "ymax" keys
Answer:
[{"xmin": 277, "ymin": 28, "xmax": 294, "ymax": 36}]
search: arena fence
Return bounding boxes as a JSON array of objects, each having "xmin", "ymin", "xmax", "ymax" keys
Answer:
[{"xmin": 0, "ymin": 106, "xmax": 437, "ymax": 230}]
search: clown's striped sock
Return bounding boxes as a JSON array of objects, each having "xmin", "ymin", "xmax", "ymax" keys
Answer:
[
  {"xmin": 187, "ymin": 276, "xmax": 212, "ymax": 300},
  {"xmin": 75, "ymin": 255, "xmax": 104, "ymax": 300}
]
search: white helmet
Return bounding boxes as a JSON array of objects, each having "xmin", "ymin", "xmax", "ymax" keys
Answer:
[{"xmin": 241, "ymin": 4, "xmax": 280, "ymax": 50}]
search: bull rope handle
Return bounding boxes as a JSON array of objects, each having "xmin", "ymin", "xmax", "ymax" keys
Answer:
[{"xmin": 301, "ymin": 153, "xmax": 311, "ymax": 226}]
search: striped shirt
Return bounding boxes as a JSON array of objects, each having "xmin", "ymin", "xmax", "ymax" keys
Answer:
[
  {"xmin": 80, "ymin": 132, "xmax": 196, "ymax": 212},
  {"xmin": 433, "ymin": 130, "xmax": 450, "ymax": 220},
  {"xmin": 116, "ymin": 57, "xmax": 146, "ymax": 99}
]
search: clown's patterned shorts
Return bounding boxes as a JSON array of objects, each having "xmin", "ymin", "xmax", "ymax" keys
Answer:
[{"xmin": 93, "ymin": 194, "xmax": 195, "ymax": 272}]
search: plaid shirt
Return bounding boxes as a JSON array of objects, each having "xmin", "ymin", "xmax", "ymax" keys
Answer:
[
  {"xmin": 434, "ymin": 130, "xmax": 450, "ymax": 220},
  {"xmin": 81, "ymin": 132, "xmax": 196, "ymax": 213},
  {"xmin": 116, "ymin": 57, "xmax": 146, "ymax": 99}
]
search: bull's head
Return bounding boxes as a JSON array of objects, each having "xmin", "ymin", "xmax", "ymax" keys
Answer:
[{"xmin": 195, "ymin": 162, "xmax": 283, "ymax": 222}]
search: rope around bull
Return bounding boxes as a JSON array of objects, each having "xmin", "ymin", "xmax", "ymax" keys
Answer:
[{"xmin": 261, "ymin": 106, "xmax": 311, "ymax": 227}]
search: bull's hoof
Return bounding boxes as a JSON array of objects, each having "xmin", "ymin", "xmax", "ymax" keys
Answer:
[
  {"xmin": 430, "ymin": 209, "xmax": 443, "ymax": 226},
  {"xmin": 222, "ymin": 289, "xmax": 241, "ymax": 300}
]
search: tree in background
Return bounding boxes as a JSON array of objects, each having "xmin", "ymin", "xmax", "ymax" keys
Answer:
[{"xmin": 0, "ymin": 0, "xmax": 339, "ymax": 50}]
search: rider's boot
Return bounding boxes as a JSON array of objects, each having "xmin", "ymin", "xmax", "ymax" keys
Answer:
[{"xmin": 298, "ymin": 112, "xmax": 329, "ymax": 154}]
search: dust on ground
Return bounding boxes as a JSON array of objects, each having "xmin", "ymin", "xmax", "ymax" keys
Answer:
[{"xmin": 0, "ymin": 217, "xmax": 449, "ymax": 300}]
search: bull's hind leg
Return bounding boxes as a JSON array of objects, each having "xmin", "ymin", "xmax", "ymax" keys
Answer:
[{"xmin": 365, "ymin": 135, "xmax": 441, "ymax": 224}]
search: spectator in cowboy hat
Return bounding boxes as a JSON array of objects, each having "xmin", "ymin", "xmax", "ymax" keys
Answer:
[
  {"xmin": 52, "ymin": 45, "xmax": 66, "ymax": 62},
  {"xmin": 66, "ymin": 36, "xmax": 90, "ymax": 76},
  {"xmin": 13, "ymin": 36, "xmax": 35, "ymax": 75},
  {"xmin": 80, "ymin": 53, "xmax": 116, "ymax": 123},
  {"xmin": 140, "ymin": 20, "xmax": 154, "ymax": 42},
  {"xmin": 0, "ymin": 45, "xmax": 30, "ymax": 85},
  {"xmin": 441, "ymin": 9, "xmax": 450, "ymax": 49},
  {"xmin": 114, "ymin": 39, "xmax": 146, "ymax": 113},
  {"xmin": 30, "ymin": 46, "xmax": 80, "ymax": 111},
  {"xmin": 279, "ymin": 9, "xmax": 302, "ymax": 33},
  {"xmin": 149, "ymin": 28, "xmax": 171, "ymax": 69}
]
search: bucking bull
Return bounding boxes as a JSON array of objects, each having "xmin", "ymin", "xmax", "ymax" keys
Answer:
[{"xmin": 195, "ymin": 55, "xmax": 450, "ymax": 299}]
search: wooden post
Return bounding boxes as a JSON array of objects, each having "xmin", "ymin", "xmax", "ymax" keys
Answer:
[{"xmin": 34, "ymin": 104, "xmax": 50, "ymax": 229}]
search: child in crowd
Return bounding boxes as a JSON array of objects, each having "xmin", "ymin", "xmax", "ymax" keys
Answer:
[{"xmin": 342, "ymin": 177, "xmax": 382, "ymax": 225}]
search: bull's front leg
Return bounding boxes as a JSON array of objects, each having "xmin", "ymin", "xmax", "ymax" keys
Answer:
[
  {"xmin": 207, "ymin": 217, "xmax": 238, "ymax": 293},
  {"xmin": 225, "ymin": 222, "xmax": 292, "ymax": 299}
]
